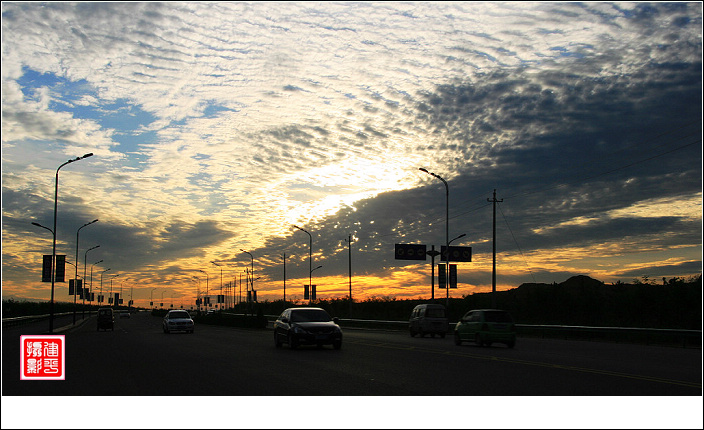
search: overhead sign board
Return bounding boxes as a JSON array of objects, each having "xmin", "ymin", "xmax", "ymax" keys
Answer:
[
  {"xmin": 440, "ymin": 246, "xmax": 472, "ymax": 262},
  {"xmin": 395, "ymin": 244, "xmax": 427, "ymax": 260}
]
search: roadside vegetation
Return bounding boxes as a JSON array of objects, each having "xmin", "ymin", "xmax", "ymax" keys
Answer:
[{"xmin": 4, "ymin": 275, "xmax": 701, "ymax": 330}]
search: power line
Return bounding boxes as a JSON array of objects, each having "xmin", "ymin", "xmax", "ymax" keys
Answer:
[{"xmin": 497, "ymin": 201, "xmax": 537, "ymax": 284}]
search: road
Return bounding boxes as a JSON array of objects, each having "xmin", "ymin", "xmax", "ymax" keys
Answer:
[
  {"xmin": 3, "ymin": 310, "xmax": 701, "ymax": 396},
  {"xmin": 2, "ymin": 310, "xmax": 702, "ymax": 427}
]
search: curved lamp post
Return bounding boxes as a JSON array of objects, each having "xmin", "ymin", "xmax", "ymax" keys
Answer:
[
  {"xmin": 31, "ymin": 222, "xmax": 56, "ymax": 332},
  {"xmin": 90, "ymin": 259, "xmax": 103, "ymax": 307},
  {"xmin": 211, "ymin": 261, "xmax": 223, "ymax": 308},
  {"xmin": 199, "ymin": 269, "xmax": 209, "ymax": 309},
  {"xmin": 293, "ymin": 225, "xmax": 313, "ymax": 303},
  {"xmin": 46, "ymin": 153, "xmax": 93, "ymax": 332},
  {"xmin": 100, "ymin": 268, "xmax": 111, "ymax": 305},
  {"xmin": 419, "ymin": 168, "xmax": 451, "ymax": 306},
  {"xmin": 240, "ymin": 250, "xmax": 253, "ymax": 298},
  {"xmin": 73, "ymin": 219, "xmax": 98, "ymax": 323},
  {"xmin": 82, "ymin": 245, "xmax": 100, "ymax": 318}
]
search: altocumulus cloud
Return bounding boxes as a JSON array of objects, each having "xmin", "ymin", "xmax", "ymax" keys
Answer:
[{"xmin": 1, "ymin": 2, "xmax": 701, "ymax": 302}]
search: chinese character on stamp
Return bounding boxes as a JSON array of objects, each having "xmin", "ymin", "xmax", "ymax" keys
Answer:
[{"xmin": 20, "ymin": 335, "xmax": 65, "ymax": 380}]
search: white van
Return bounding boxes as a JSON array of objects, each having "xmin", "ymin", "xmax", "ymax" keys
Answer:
[{"xmin": 409, "ymin": 304, "xmax": 449, "ymax": 338}]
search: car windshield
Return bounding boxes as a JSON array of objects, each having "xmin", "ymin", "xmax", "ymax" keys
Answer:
[
  {"xmin": 290, "ymin": 309, "xmax": 331, "ymax": 323},
  {"xmin": 170, "ymin": 311, "xmax": 190, "ymax": 319},
  {"xmin": 426, "ymin": 308, "xmax": 446, "ymax": 318},
  {"xmin": 484, "ymin": 311, "xmax": 513, "ymax": 323}
]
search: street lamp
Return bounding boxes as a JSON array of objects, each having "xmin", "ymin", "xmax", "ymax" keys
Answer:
[
  {"xmin": 31, "ymin": 222, "xmax": 55, "ymax": 331},
  {"xmin": 151, "ymin": 288, "xmax": 157, "ymax": 309},
  {"xmin": 100, "ymin": 268, "xmax": 111, "ymax": 305},
  {"xmin": 109, "ymin": 274, "xmax": 120, "ymax": 306},
  {"xmin": 211, "ymin": 261, "xmax": 223, "ymax": 307},
  {"xmin": 419, "ymin": 168, "xmax": 450, "ymax": 306},
  {"xmin": 293, "ymin": 225, "xmax": 313, "ymax": 302},
  {"xmin": 192, "ymin": 276, "xmax": 200, "ymax": 313},
  {"xmin": 240, "ymin": 250, "xmax": 253, "ymax": 297},
  {"xmin": 90, "ymin": 260, "xmax": 103, "ymax": 307},
  {"xmin": 83, "ymin": 245, "xmax": 100, "ymax": 318},
  {"xmin": 46, "ymin": 152, "xmax": 94, "ymax": 333},
  {"xmin": 74, "ymin": 219, "xmax": 98, "ymax": 323},
  {"xmin": 199, "ymin": 269, "xmax": 209, "ymax": 309}
]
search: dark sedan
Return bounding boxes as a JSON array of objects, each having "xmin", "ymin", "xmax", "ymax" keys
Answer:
[{"xmin": 274, "ymin": 307, "xmax": 342, "ymax": 350}]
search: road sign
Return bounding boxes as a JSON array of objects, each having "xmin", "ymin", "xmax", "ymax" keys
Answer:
[
  {"xmin": 440, "ymin": 246, "xmax": 472, "ymax": 262},
  {"xmin": 395, "ymin": 244, "xmax": 427, "ymax": 260}
]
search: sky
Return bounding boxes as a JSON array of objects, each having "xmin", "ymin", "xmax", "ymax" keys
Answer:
[{"xmin": 2, "ymin": 1, "xmax": 702, "ymax": 309}]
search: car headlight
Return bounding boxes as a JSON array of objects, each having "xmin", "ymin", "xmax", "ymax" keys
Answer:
[{"xmin": 293, "ymin": 326, "xmax": 307, "ymax": 334}]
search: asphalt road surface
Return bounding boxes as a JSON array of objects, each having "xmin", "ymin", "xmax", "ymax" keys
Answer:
[{"xmin": 3, "ymin": 310, "xmax": 700, "ymax": 397}]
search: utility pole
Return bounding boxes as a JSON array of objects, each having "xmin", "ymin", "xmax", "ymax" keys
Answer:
[
  {"xmin": 488, "ymin": 189, "xmax": 503, "ymax": 308},
  {"xmin": 282, "ymin": 253, "xmax": 287, "ymax": 303}
]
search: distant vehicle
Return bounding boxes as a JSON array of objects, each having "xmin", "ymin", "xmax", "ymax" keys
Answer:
[
  {"xmin": 97, "ymin": 307, "xmax": 114, "ymax": 331},
  {"xmin": 454, "ymin": 309, "xmax": 516, "ymax": 348},
  {"xmin": 119, "ymin": 310, "xmax": 130, "ymax": 319},
  {"xmin": 409, "ymin": 304, "xmax": 449, "ymax": 338},
  {"xmin": 163, "ymin": 310, "xmax": 195, "ymax": 334},
  {"xmin": 274, "ymin": 307, "xmax": 342, "ymax": 350}
]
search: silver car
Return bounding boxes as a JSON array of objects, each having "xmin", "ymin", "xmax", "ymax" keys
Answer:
[{"xmin": 163, "ymin": 310, "xmax": 195, "ymax": 334}]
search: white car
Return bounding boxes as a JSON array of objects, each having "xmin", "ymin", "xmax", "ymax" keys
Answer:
[{"xmin": 163, "ymin": 310, "xmax": 195, "ymax": 334}]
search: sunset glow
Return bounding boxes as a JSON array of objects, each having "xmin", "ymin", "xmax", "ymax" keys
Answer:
[{"xmin": 2, "ymin": 2, "xmax": 701, "ymax": 309}]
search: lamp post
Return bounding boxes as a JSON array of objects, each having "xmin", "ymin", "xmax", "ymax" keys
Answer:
[
  {"xmin": 211, "ymin": 261, "xmax": 223, "ymax": 308},
  {"xmin": 109, "ymin": 274, "xmax": 120, "ymax": 306},
  {"xmin": 419, "ymin": 168, "xmax": 450, "ymax": 307},
  {"xmin": 73, "ymin": 219, "xmax": 98, "ymax": 323},
  {"xmin": 83, "ymin": 245, "xmax": 100, "ymax": 318},
  {"xmin": 192, "ymin": 276, "xmax": 200, "ymax": 313},
  {"xmin": 31, "ymin": 222, "xmax": 55, "ymax": 332},
  {"xmin": 151, "ymin": 288, "xmax": 157, "ymax": 309},
  {"xmin": 310, "ymin": 265, "xmax": 322, "ymax": 304},
  {"xmin": 90, "ymin": 259, "xmax": 103, "ymax": 307},
  {"xmin": 447, "ymin": 233, "xmax": 467, "ymax": 306},
  {"xmin": 199, "ymin": 269, "xmax": 209, "ymax": 309},
  {"xmin": 100, "ymin": 268, "xmax": 111, "ymax": 305},
  {"xmin": 240, "ymin": 250, "xmax": 253, "ymax": 298},
  {"xmin": 46, "ymin": 153, "xmax": 94, "ymax": 333},
  {"xmin": 293, "ymin": 225, "xmax": 313, "ymax": 303}
]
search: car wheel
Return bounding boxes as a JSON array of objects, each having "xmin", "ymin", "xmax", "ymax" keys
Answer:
[
  {"xmin": 274, "ymin": 332, "xmax": 282, "ymax": 348},
  {"xmin": 475, "ymin": 333, "xmax": 483, "ymax": 346},
  {"xmin": 454, "ymin": 332, "xmax": 462, "ymax": 345},
  {"xmin": 410, "ymin": 329, "xmax": 416, "ymax": 337},
  {"xmin": 440, "ymin": 332, "xmax": 446, "ymax": 339},
  {"xmin": 289, "ymin": 333, "xmax": 299, "ymax": 350}
]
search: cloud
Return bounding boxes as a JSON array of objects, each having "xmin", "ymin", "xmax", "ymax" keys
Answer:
[{"xmin": 1, "ymin": 2, "xmax": 701, "ymax": 303}]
